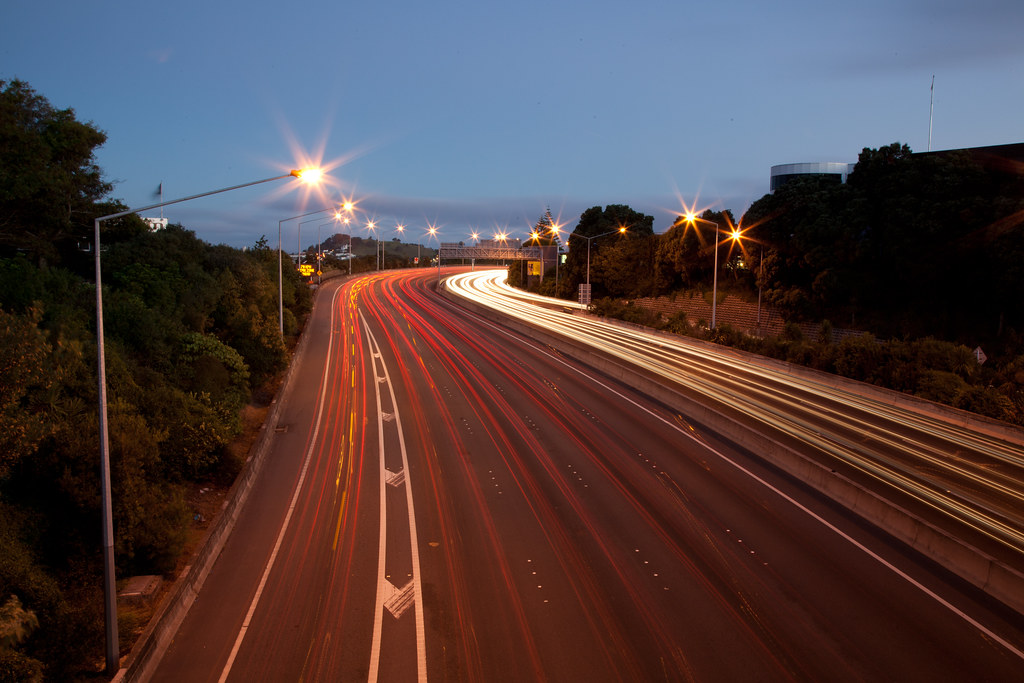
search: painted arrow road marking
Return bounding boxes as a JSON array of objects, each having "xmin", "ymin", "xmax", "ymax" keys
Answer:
[
  {"xmin": 383, "ymin": 579, "xmax": 415, "ymax": 619},
  {"xmin": 385, "ymin": 468, "xmax": 406, "ymax": 487}
]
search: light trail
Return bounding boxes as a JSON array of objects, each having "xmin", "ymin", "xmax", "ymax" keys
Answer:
[{"xmin": 445, "ymin": 270, "xmax": 1024, "ymax": 558}]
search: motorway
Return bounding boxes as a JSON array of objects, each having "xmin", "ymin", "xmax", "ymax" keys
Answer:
[{"xmin": 150, "ymin": 268, "xmax": 1024, "ymax": 682}]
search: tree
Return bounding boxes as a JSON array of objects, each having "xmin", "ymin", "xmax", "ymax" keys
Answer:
[
  {"xmin": 531, "ymin": 207, "xmax": 558, "ymax": 246},
  {"xmin": 563, "ymin": 205, "xmax": 654, "ymax": 298},
  {"xmin": 0, "ymin": 309, "xmax": 55, "ymax": 481},
  {"xmin": 0, "ymin": 80, "xmax": 112, "ymax": 268}
]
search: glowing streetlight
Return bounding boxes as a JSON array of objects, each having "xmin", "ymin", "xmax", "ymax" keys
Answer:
[
  {"xmin": 333, "ymin": 205, "xmax": 356, "ymax": 274},
  {"xmin": 93, "ymin": 167, "xmax": 320, "ymax": 676},
  {"xmin": 549, "ymin": 223, "xmax": 563, "ymax": 293},
  {"xmin": 365, "ymin": 219, "xmax": 379, "ymax": 270},
  {"xmin": 427, "ymin": 225, "xmax": 440, "ymax": 282},
  {"xmin": 279, "ymin": 203, "xmax": 338, "ymax": 333},
  {"xmin": 683, "ymin": 211, "xmax": 735, "ymax": 330},
  {"xmin": 382, "ymin": 222, "xmax": 405, "ymax": 270}
]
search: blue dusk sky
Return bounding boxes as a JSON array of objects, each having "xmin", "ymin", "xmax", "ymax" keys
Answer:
[{"xmin": 3, "ymin": 1, "xmax": 1023, "ymax": 248}]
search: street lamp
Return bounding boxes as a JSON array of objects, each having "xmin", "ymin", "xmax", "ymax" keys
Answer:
[
  {"xmin": 549, "ymin": 223, "xmax": 563, "ymax": 294},
  {"xmin": 93, "ymin": 168, "xmax": 320, "ymax": 676},
  {"xmin": 332, "ymin": 205, "xmax": 355, "ymax": 275},
  {"xmin": 365, "ymin": 219, "xmax": 379, "ymax": 270},
  {"xmin": 684, "ymin": 212, "xmax": 739, "ymax": 330},
  {"xmin": 527, "ymin": 231, "xmax": 543, "ymax": 284},
  {"xmin": 427, "ymin": 225, "xmax": 440, "ymax": 282},
  {"xmin": 382, "ymin": 222, "xmax": 405, "ymax": 270},
  {"xmin": 570, "ymin": 225, "xmax": 627, "ymax": 288},
  {"xmin": 279, "ymin": 204, "xmax": 339, "ymax": 334}
]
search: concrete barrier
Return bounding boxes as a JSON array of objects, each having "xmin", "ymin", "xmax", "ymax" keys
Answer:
[{"xmin": 441, "ymin": 286, "xmax": 1024, "ymax": 617}]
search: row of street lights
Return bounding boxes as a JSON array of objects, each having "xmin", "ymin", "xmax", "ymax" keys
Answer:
[
  {"xmin": 525, "ymin": 211, "xmax": 744, "ymax": 328},
  {"xmin": 94, "ymin": 180, "xmax": 741, "ymax": 674},
  {"xmin": 682, "ymin": 212, "xmax": 743, "ymax": 331}
]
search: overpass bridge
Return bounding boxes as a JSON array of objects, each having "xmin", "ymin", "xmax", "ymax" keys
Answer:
[{"xmin": 438, "ymin": 243, "xmax": 542, "ymax": 261}]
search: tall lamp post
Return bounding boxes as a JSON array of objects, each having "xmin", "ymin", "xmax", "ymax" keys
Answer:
[
  {"xmin": 279, "ymin": 203, "xmax": 337, "ymax": 334},
  {"xmin": 365, "ymin": 219, "xmax": 380, "ymax": 270},
  {"xmin": 570, "ymin": 225, "xmax": 627, "ymax": 288},
  {"xmin": 428, "ymin": 226, "xmax": 440, "ymax": 283},
  {"xmin": 381, "ymin": 222, "xmax": 404, "ymax": 270},
  {"xmin": 331, "ymin": 203, "xmax": 355, "ymax": 274},
  {"xmin": 684, "ymin": 213, "xmax": 741, "ymax": 331},
  {"xmin": 94, "ymin": 168, "xmax": 320, "ymax": 676},
  {"xmin": 550, "ymin": 225, "xmax": 562, "ymax": 294}
]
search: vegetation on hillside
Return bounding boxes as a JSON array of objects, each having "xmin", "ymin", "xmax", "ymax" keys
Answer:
[
  {"xmin": 525, "ymin": 144, "xmax": 1024, "ymax": 425},
  {"xmin": 0, "ymin": 79, "xmax": 312, "ymax": 680}
]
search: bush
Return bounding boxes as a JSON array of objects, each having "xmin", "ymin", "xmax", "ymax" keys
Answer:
[{"xmin": 664, "ymin": 311, "xmax": 689, "ymax": 335}]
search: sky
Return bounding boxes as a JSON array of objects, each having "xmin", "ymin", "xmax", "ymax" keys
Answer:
[{"xmin": 3, "ymin": 0, "xmax": 1023, "ymax": 249}]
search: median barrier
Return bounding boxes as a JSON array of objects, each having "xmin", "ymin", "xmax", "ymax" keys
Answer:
[{"xmin": 440, "ymin": 285, "xmax": 1024, "ymax": 617}]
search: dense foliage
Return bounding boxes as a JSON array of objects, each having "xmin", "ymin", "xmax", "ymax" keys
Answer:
[
  {"xmin": 744, "ymin": 142, "xmax": 1024, "ymax": 340},
  {"xmin": 517, "ymin": 143, "xmax": 1024, "ymax": 425},
  {"xmin": 0, "ymin": 80, "xmax": 312, "ymax": 679}
]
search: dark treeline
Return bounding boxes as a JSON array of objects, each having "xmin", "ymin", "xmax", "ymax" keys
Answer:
[
  {"xmin": 515, "ymin": 144, "xmax": 1024, "ymax": 425},
  {"xmin": 1, "ymin": 80, "xmax": 312, "ymax": 679}
]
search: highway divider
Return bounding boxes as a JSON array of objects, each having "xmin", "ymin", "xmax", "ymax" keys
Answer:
[{"xmin": 440, "ymin": 283, "xmax": 1024, "ymax": 618}]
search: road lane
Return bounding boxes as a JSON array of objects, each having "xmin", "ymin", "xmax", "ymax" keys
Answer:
[
  {"xmin": 150, "ymin": 268, "xmax": 1024, "ymax": 682},
  {"xmin": 445, "ymin": 270, "xmax": 1024, "ymax": 568}
]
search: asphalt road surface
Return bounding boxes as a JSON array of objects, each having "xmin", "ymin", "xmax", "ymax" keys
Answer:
[{"xmin": 150, "ymin": 268, "xmax": 1024, "ymax": 682}]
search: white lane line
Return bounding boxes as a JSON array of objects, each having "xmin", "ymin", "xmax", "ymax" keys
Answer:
[
  {"xmin": 362, "ymin": 311, "xmax": 428, "ymax": 682},
  {"xmin": 453, "ymin": 297, "xmax": 1024, "ymax": 664},
  {"xmin": 218, "ymin": 286, "xmax": 342, "ymax": 683}
]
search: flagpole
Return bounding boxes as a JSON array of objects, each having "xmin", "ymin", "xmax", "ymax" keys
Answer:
[{"xmin": 928, "ymin": 75, "xmax": 934, "ymax": 152}]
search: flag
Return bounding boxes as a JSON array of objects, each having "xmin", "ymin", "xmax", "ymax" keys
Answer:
[{"xmin": 154, "ymin": 182, "xmax": 163, "ymax": 198}]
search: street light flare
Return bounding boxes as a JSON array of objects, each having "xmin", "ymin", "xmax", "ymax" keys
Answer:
[{"xmin": 291, "ymin": 168, "xmax": 323, "ymax": 184}]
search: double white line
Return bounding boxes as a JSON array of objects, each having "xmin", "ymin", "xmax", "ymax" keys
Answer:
[
  {"xmin": 361, "ymin": 311, "xmax": 427, "ymax": 682},
  {"xmin": 218, "ymin": 289, "xmax": 427, "ymax": 682}
]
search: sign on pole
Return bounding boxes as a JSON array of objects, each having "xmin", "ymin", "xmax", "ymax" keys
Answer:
[{"xmin": 578, "ymin": 283, "xmax": 592, "ymax": 306}]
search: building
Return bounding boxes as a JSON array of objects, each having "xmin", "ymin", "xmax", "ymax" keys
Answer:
[
  {"xmin": 769, "ymin": 162, "xmax": 854, "ymax": 192},
  {"xmin": 770, "ymin": 142, "xmax": 1024, "ymax": 193}
]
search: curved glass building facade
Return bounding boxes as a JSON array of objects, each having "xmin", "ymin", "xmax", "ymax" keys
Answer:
[{"xmin": 770, "ymin": 162, "xmax": 855, "ymax": 192}]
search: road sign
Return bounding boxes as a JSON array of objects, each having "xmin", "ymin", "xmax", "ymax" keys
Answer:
[
  {"xmin": 299, "ymin": 264, "xmax": 314, "ymax": 276},
  {"xmin": 974, "ymin": 346, "xmax": 987, "ymax": 365},
  {"xmin": 578, "ymin": 283, "xmax": 592, "ymax": 306}
]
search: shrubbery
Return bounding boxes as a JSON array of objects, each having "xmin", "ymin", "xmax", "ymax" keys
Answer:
[
  {"xmin": 0, "ymin": 231, "xmax": 310, "ymax": 677},
  {"xmin": 593, "ymin": 299, "xmax": 1023, "ymax": 426}
]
